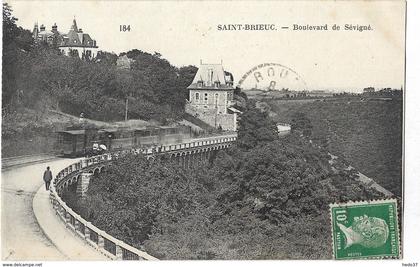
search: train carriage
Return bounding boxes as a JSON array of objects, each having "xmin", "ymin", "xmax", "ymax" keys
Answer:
[
  {"xmin": 56, "ymin": 129, "xmax": 97, "ymax": 157},
  {"xmin": 107, "ymin": 129, "xmax": 135, "ymax": 150},
  {"xmin": 56, "ymin": 125, "xmax": 192, "ymax": 158},
  {"xmin": 134, "ymin": 125, "xmax": 191, "ymax": 147},
  {"xmin": 157, "ymin": 125, "xmax": 191, "ymax": 145},
  {"xmin": 95, "ymin": 128, "xmax": 117, "ymax": 150},
  {"xmin": 134, "ymin": 127, "xmax": 160, "ymax": 147}
]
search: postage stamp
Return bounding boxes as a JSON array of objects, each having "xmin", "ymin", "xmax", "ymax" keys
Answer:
[{"xmin": 330, "ymin": 199, "xmax": 400, "ymax": 260}]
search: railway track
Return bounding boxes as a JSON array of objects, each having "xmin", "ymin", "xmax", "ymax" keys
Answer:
[{"xmin": 1, "ymin": 153, "xmax": 59, "ymax": 170}]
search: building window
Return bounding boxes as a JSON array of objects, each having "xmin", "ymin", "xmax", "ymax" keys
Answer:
[
  {"xmin": 215, "ymin": 93, "xmax": 219, "ymax": 104},
  {"xmin": 204, "ymin": 93, "xmax": 208, "ymax": 104},
  {"xmin": 85, "ymin": 50, "xmax": 92, "ymax": 59},
  {"xmin": 195, "ymin": 92, "xmax": 200, "ymax": 101},
  {"xmin": 69, "ymin": 49, "xmax": 79, "ymax": 57},
  {"xmin": 215, "ymin": 81, "xmax": 220, "ymax": 88},
  {"xmin": 198, "ymin": 81, "xmax": 203, "ymax": 87}
]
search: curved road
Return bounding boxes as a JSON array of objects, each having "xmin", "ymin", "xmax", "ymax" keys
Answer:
[{"xmin": 1, "ymin": 158, "xmax": 78, "ymax": 260}]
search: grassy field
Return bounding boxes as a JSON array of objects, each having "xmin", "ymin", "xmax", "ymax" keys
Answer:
[{"xmin": 266, "ymin": 97, "xmax": 403, "ymax": 196}]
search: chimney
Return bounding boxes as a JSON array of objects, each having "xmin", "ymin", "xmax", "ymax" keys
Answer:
[
  {"xmin": 52, "ymin": 23, "xmax": 58, "ymax": 32},
  {"xmin": 40, "ymin": 24, "xmax": 45, "ymax": 31},
  {"xmin": 33, "ymin": 22, "xmax": 39, "ymax": 33},
  {"xmin": 78, "ymin": 28, "xmax": 83, "ymax": 33},
  {"xmin": 32, "ymin": 22, "xmax": 39, "ymax": 39}
]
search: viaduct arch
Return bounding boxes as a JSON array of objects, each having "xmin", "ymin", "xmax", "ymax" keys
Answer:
[{"xmin": 50, "ymin": 133, "xmax": 237, "ymax": 260}]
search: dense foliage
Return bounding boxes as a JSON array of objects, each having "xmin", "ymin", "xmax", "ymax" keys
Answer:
[
  {"xmin": 2, "ymin": 4, "xmax": 196, "ymax": 123},
  {"xmin": 2, "ymin": 3, "xmax": 33, "ymax": 109},
  {"xmin": 2, "ymin": 5, "xmax": 197, "ymax": 156},
  {"xmin": 65, "ymin": 100, "xmax": 384, "ymax": 259},
  {"xmin": 290, "ymin": 112, "xmax": 313, "ymax": 137},
  {"xmin": 267, "ymin": 97, "xmax": 403, "ymax": 196},
  {"xmin": 236, "ymin": 100, "xmax": 278, "ymax": 150}
]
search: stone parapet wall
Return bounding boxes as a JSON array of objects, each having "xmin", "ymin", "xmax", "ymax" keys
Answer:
[
  {"xmin": 185, "ymin": 103, "xmax": 236, "ymax": 131},
  {"xmin": 49, "ymin": 134, "xmax": 237, "ymax": 261},
  {"xmin": 197, "ymin": 113, "xmax": 236, "ymax": 131}
]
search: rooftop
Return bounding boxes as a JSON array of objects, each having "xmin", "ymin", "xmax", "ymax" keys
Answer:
[
  {"xmin": 33, "ymin": 19, "xmax": 98, "ymax": 48},
  {"xmin": 187, "ymin": 62, "xmax": 234, "ymax": 90}
]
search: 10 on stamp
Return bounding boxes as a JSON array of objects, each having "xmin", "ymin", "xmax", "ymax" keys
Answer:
[{"xmin": 330, "ymin": 199, "xmax": 400, "ymax": 260}]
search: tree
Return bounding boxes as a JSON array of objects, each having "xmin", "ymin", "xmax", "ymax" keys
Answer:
[
  {"xmin": 237, "ymin": 100, "xmax": 278, "ymax": 150},
  {"xmin": 2, "ymin": 3, "xmax": 18, "ymax": 46},
  {"xmin": 2, "ymin": 10, "xmax": 196, "ymax": 123},
  {"xmin": 62, "ymin": 127, "xmax": 386, "ymax": 259},
  {"xmin": 234, "ymin": 86, "xmax": 248, "ymax": 100},
  {"xmin": 96, "ymin": 51, "xmax": 118, "ymax": 65},
  {"xmin": 30, "ymin": 51, "xmax": 81, "ymax": 110},
  {"xmin": 177, "ymin": 65, "xmax": 198, "ymax": 101},
  {"xmin": 290, "ymin": 112, "xmax": 313, "ymax": 137},
  {"xmin": 2, "ymin": 3, "xmax": 33, "ymax": 109}
]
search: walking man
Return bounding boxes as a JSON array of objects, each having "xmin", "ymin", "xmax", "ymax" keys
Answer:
[{"xmin": 43, "ymin": 166, "xmax": 53, "ymax": 191}]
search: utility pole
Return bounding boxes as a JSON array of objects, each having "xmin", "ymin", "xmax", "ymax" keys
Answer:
[
  {"xmin": 214, "ymin": 94, "xmax": 218, "ymax": 127},
  {"xmin": 125, "ymin": 97, "xmax": 128, "ymax": 121}
]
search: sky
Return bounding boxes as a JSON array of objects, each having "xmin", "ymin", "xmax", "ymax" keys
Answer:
[{"xmin": 7, "ymin": 0, "xmax": 406, "ymax": 92}]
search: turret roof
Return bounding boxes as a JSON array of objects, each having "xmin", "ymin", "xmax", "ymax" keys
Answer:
[{"xmin": 32, "ymin": 19, "xmax": 98, "ymax": 48}]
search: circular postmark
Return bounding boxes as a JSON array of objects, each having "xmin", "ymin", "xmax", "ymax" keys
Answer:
[{"xmin": 237, "ymin": 63, "xmax": 307, "ymax": 92}]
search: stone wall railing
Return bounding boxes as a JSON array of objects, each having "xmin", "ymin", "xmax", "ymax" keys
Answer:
[{"xmin": 49, "ymin": 133, "xmax": 237, "ymax": 260}]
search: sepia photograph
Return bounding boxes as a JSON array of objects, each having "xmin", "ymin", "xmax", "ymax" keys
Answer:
[{"xmin": 1, "ymin": 0, "xmax": 416, "ymax": 264}]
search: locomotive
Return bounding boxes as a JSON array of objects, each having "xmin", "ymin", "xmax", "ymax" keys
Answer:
[{"xmin": 56, "ymin": 125, "xmax": 192, "ymax": 157}]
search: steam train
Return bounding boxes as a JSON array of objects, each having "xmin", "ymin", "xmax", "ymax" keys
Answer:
[{"xmin": 56, "ymin": 125, "xmax": 192, "ymax": 157}]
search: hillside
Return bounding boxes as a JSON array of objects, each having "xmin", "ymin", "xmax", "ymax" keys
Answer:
[
  {"xmin": 3, "ymin": 3, "xmax": 198, "ymax": 123},
  {"xmin": 2, "ymin": 4, "xmax": 198, "ymax": 157},
  {"xmin": 63, "ymin": 101, "xmax": 385, "ymax": 259},
  {"xmin": 1, "ymin": 108, "xmax": 156, "ymax": 157},
  {"xmin": 266, "ymin": 97, "xmax": 403, "ymax": 196}
]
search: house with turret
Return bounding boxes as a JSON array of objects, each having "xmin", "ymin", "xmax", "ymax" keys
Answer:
[{"xmin": 33, "ymin": 18, "xmax": 98, "ymax": 60}]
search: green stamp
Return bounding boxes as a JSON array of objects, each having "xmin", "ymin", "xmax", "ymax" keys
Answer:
[{"xmin": 330, "ymin": 199, "xmax": 400, "ymax": 259}]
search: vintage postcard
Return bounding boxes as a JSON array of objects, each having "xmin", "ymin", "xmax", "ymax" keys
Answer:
[{"xmin": 1, "ymin": 0, "xmax": 413, "ymax": 264}]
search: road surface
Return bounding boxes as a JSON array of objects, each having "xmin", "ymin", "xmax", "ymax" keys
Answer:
[{"xmin": 1, "ymin": 158, "xmax": 78, "ymax": 260}]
